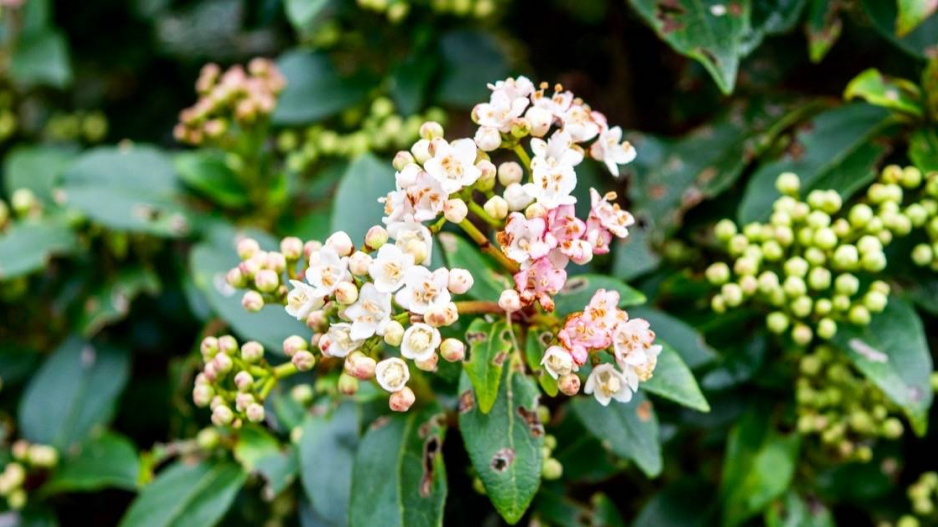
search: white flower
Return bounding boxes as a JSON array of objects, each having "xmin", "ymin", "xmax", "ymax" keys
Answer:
[
  {"xmin": 561, "ymin": 104, "xmax": 600, "ymax": 142},
  {"xmin": 524, "ymin": 131, "xmax": 582, "ymax": 209},
  {"xmin": 541, "ymin": 346, "xmax": 575, "ymax": 379},
  {"xmin": 285, "ymin": 280, "xmax": 324, "ymax": 320},
  {"xmin": 504, "ymin": 183, "xmax": 534, "ymax": 212},
  {"xmin": 584, "ymin": 364, "xmax": 633, "ymax": 406},
  {"xmin": 497, "ymin": 212, "xmax": 552, "ymax": 264},
  {"xmin": 474, "ymin": 125, "xmax": 502, "ymax": 151},
  {"xmin": 305, "ymin": 245, "xmax": 351, "ymax": 297},
  {"xmin": 379, "ymin": 189, "xmax": 415, "ymax": 225},
  {"xmin": 400, "ymin": 323, "xmax": 441, "ymax": 362},
  {"xmin": 319, "ymin": 323, "xmax": 363, "ymax": 358},
  {"xmin": 368, "ymin": 244, "xmax": 415, "ymax": 293},
  {"xmin": 589, "ymin": 188, "xmax": 635, "ymax": 238},
  {"xmin": 487, "ymin": 76, "xmax": 535, "ymax": 101},
  {"xmin": 531, "ymin": 86, "xmax": 573, "ymax": 118},
  {"xmin": 343, "ymin": 283, "xmax": 392, "ymax": 340},
  {"xmin": 612, "ymin": 318, "xmax": 657, "ymax": 366},
  {"xmin": 531, "ymin": 130, "xmax": 584, "ymax": 169},
  {"xmin": 474, "ymin": 89, "xmax": 529, "ymax": 132},
  {"xmin": 387, "ymin": 220, "xmax": 433, "ymax": 265},
  {"xmin": 590, "ymin": 126, "xmax": 636, "ymax": 176},
  {"xmin": 423, "ymin": 138, "xmax": 482, "ymax": 194},
  {"xmin": 407, "ymin": 170, "xmax": 447, "ymax": 222},
  {"xmin": 395, "ymin": 266, "xmax": 452, "ymax": 315},
  {"xmin": 620, "ymin": 344, "xmax": 662, "ymax": 383},
  {"xmin": 395, "ymin": 163, "xmax": 422, "ymax": 188},
  {"xmin": 375, "ymin": 357, "xmax": 410, "ymax": 392}
]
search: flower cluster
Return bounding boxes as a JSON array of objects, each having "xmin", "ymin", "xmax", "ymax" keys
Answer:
[
  {"xmin": 906, "ymin": 472, "xmax": 938, "ymax": 519},
  {"xmin": 174, "ymin": 59, "xmax": 286, "ymax": 146},
  {"xmin": 795, "ymin": 345, "xmax": 904, "ymax": 462},
  {"xmin": 356, "ymin": 0, "xmax": 497, "ymax": 23},
  {"xmin": 707, "ymin": 171, "xmax": 901, "ymax": 346},
  {"xmin": 0, "ymin": 441, "xmax": 58, "ymax": 510}
]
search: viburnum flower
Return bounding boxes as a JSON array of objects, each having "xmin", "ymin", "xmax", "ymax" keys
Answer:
[
  {"xmin": 305, "ymin": 245, "xmax": 351, "ymax": 297},
  {"xmin": 343, "ymin": 283, "xmax": 392, "ymax": 340},
  {"xmin": 387, "ymin": 220, "xmax": 433, "ymax": 265},
  {"xmin": 526, "ymin": 162, "xmax": 578, "ymax": 209},
  {"xmin": 369, "ymin": 244, "xmax": 415, "ymax": 293},
  {"xmin": 395, "ymin": 267, "xmax": 452, "ymax": 315},
  {"xmin": 400, "ymin": 323, "xmax": 441, "ymax": 362},
  {"xmin": 588, "ymin": 188, "xmax": 636, "ymax": 239},
  {"xmin": 531, "ymin": 83, "xmax": 573, "ymax": 118},
  {"xmin": 561, "ymin": 103, "xmax": 601, "ymax": 142},
  {"xmin": 498, "ymin": 213, "xmax": 553, "ymax": 264},
  {"xmin": 320, "ymin": 323, "xmax": 363, "ymax": 358},
  {"xmin": 590, "ymin": 126, "xmax": 637, "ymax": 177},
  {"xmin": 473, "ymin": 89, "xmax": 529, "ymax": 132},
  {"xmin": 375, "ymin": 357, "xmax": 410, "ymax": 392},
  {"xmin": 541, "ymin": 346, "xmax": 576, "ymax": 379},
  {"xmin": 584, "ymin": 364, "xmax": 633, "ymax": 406},
  {"xmin": 513, "ymin": 257, "xmax": 567, "ymax": 312},
  {"xmin": 285, "ymin": 280, "xmax": 323, "ymax": 320},
  {"xmin": 406, "ymin": 169, "xmax": 447, "ymax": 222},
  {"xmin": 487, "ymin": 76, "xmax": 535, "ymax": 102},
  {"xmin": 423, "ymin": 138, "xmax": 482, "ymax": 194}
]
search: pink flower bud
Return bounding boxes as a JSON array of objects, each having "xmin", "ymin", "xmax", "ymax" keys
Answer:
[
  {"xmin": 235, "ymin": 392, "xmax": 255, "ymax": 412},
  {"xmin": 415, "ymin": 353, "xmax": 438, "ymax": 372},
  {"xmin": 365, "ymin": 225, "xmax": 389, "ymax": 250},
  {"xmin": 212, "ymin": 405, "xmax": 234, "ymax": 426},
  {"xmin": 474, "ymin": 126, "xmax": 502, "ymax": 151},
  {"xmin": 440, "ymin": 339, "xmax": 466, "ymax": 362},
  {"xmin": 499, "ymin": 289, "xmax": 522, "ymax": 313},
  {"xmin": 444, "ymin": 199, "xmax": 468, "ymax": 224},
  {"xmin": 338, "ymin": 373, "xmax": 359, "ymax": 395},
  {"xmin": 326, "ymin": 231, "xmax": 354, "ymax": 256},
  {"xmin": 213, "ymin": 353, "xmax": 233, "ymax": 374},
  {"xmin": 234, "ymin": 371, "xmax": 254, "ymax": 392},
  {"xmin": 246, "ymin": 403, "xmax": 266, "ymax": 423},
  {"xmin": 306, "ymin": 310, "xmax": 327, "ymax": 330},
  {"xmin": 242, "ymin": 291, "xmax": 264, "ymax": 312},
  {"xmin": 282, "ymin": 335, "xmax": 307, "ymax": 357},
  {"xmin": 419, "ymin": 121, "xmax": 444, "ymax": 140},
  {"xmin": 193, "ymin": 385, "xmax": 214, "ymax": 407},
  {"xmin": 558, "ymin": 373, "xmax": 581, "ymax": 396},
  {"xmin": 304, "ymin": 241, "xmax": 322, "ymax": 260},
  {"xmin": 344, "ymin": 351, "xmax": 376, "ymax": 380},
  {"xmin": 254, "ymin": 269, "xmax": 280, "ymax": 293},
  {"xmin": 280, "ymin": 237, "xmax": 303, "ymax": 260},
  {"xmin": 226, "ymin": 268, "xmax": 246, "ymax": 288},
  {"xmin": 292, "ymin": 351, "xmax": 316, "ymax": 371},
  {"xmin": 237, "ymin": 238, "xmax": 260, "ymax": 260},
  {"xmin": 389, "ymin": 387, "xmax": 416, "ymax": 412},
  {"xmin": 200, "ymin": 337, "xmax": 219, "ymax": 359},
  {"xmin": 266, "ymin": 252, "xmax": 287, "ymax": 273},
  {"xmin": 239, "ymin": 259, "xmax": 260, "ymax": 279},
  {"xmin": 218, "ymin": 335, "xmax": 238, "ymax": 355},
  {"xmin": 203, "ymin": 362, "xmax": 218, "ymax": 382},
  {"xmin": 241, "ymin": 341, "xmax": 264, "ymax": 363}
]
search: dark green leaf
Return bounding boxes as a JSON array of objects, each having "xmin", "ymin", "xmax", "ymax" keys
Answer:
[
  {"xmin": 533, "ymin": 489, "xmax": 626, "ymax": 527},
  {"xmin": 554, "ymin": 274, "xmax": 645, "ymax": 316},
  {"xmin": 641, "ymin": 342, "xmax": 710, "ymax": 412},
  {"xmin": 831, "ymin": 298, "xmax": 933, "ymax": 435},
  {"xmin": 459, "ymin": 362, "xmax": 543, "ymax": 524},
  {"xmin": 571, "ymin": 391, "xmax": 662, "ymax": 477},
  {"xmin": 175, "ymin": 151, "xmax": 249, "ymax": 209},
  {"xmin": 611, "ymin": 225, "xmax": 660, "ymax": 282},
  {"xmin": 19, "ymin": 337, "xmax": 130, "ymax": 450},
  {"xmin": 634, "ymin": 480, "xmax": 713, "ymax": 527},
  {"xmin": 743, "ymin": 0, "xmax": 807, "ymax": 54},
  {"xmin": 437, "ymin": 31, "xmax": 509, "ymax": 107},
  {"xmin": 273, "ymin": 51, "xmax": 373, "ymax": 125},
  {"xmin": 118, "ymin": 461, "xmax": 246, "ymax": 527},
  {"xmin": 77, "ymin": 267, "xmax": 161, "ymax": 337},
  {"xmin": 861, "ymin": 0, "xmax": 938, "ymax": 58},
  {"xmin": 627, "ymin": 306, "xmax": 718, "ymax": 369},
  {"xmin": 765, "ymin": 491, "xmax": 834, "ymax": 527},
  {"xmin": 805, "ymin": 0, "xmax": 842, "ymax": 63},
  {"xmin": 844, "ymin": 68, "xmax": 923, "ymax": 117},
  {"xmin": 463, "ymin": 319, "xmax": 513, "ymax": 414},
  {"xmin": 284, "ymin": 0, "xmax": 330, "ymax": 31},
  {"xmin": 10, "ymin": 30, "xmax": 71, "ymax": 89},
  {"xmin": 330, "ymin": 153, "xmax": 394, "ymax": 243},
  {"xmin": 300, "ymin": 403, "xmax": 360, "ymax": 526},
  {"xmin": 3, "ymin": 145, "xmax": 76, "ymax": 204},
  {"xmin": 44, "ymin": 432, "xmax": 139, "ymax": 493},
  {"xmin": 350, "ymin": 405, "xmax": 447, "ymax": 527},
  {"xmin": 524, "ymin": 328, "xmax": 558, "ymax": 397},
  {"xmin": 897, "ymin": 0, "xmax": 938, "ymax": 36},
  {"xmin": 909, "ymin": 127, "xmax": 938, "ymax": 172},
  {"xmin": 0, "ymin": 216, "xmax": 78, "ymax": 280},
  {"xmin": 438, "ymin": 232, "xmax": 510, "ymax": 302}
]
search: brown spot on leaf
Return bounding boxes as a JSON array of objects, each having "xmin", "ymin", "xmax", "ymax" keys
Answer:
[
  {"xmin": 420, "ymin": 435, "xmax": 441, "ymax": 497},
  {"xmin": 458, "ymin": 390, "xmax": 476, "ymax": 414},
  {"xmin": 516, "ymin": 405, "xmax": 545, "ymax": 438},
  {"xmin": 786, "ymin": 140, "xmax": 805, "ymax": 161},
  {"xmin": 491, "ymin": 448, "xmax": 516, "ymax": 472},
  {"xmin": 370, "ymin": 415, "xmax": 391, "ymax": 431},
  {"xmin": 493, "ymin": 351, "xmax": 508, "ymax": 366},
  {"xmin": 466, "ymin": 331, "xmax": 486, "ymax": 345},
  {"xmin": 697, "ymin": 167, "xmax": 717, "ymax": 185},
  {"xmin": 561, "ymin": 276, "xmax": 589, "ymax": 294},
  {"xmin": 637, "ymin": 400, "xmax": 653, "ymax": 422},
  {"xmin": 649, "ymin": 184, "xmax": 667, "ymax": 200},
  {"xmin": 655, "ymin": 0, "xmax": 687, "ymax": 33},
  {"xmin": 728, "ymin": 2, "xmax": 743, "ymax": 16},
  {"xmin": 680, "ymin": 187, "xmax": 704, "ymax": 209}
]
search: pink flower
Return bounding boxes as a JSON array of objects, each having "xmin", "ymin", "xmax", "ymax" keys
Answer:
[
  {"xmin": 546, "ymin": 205, "xmax": 586, "ymax": 245},
  {"xmin": 611, "ymin": 318, "xmax": 657, "ymax": 369},
  {"xmin": 588, "ymin": 188, "xmax": 635, "ymax": 239},
  {"xmin": 513, "ymin": 257, "xmax": 566, "ymax": 311},
  {"xmin": 585, "ymin": 222, "xmax": 614, "ymax": 255},
  {"xmin": 497, "ymin": 213, "xmax": 553, "ymax": 265},
  {"xmin": 558, "ymin": 315, "xmax": 608, "ymax": 364},
  {"xmin": 583, "ymin": 289, "xmax": 624, "ymax": 336}
]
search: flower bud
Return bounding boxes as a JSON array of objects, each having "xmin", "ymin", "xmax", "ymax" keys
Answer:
[
  {"xmin": 403, "ymin": 239, "xmax": 428, "ymax": 267},
  {"xmin": 419, "ymin": 121, "xmax": 444, "ymax": 140},
  {"xmin": 499, "ymin": 289, "xmax": 522, "ymax": 312},
  {"xmin": 201, "ymin": 336, "xmax": 219, "ymax": 359},
  {"xmin": 817, "ymin": 318, "xmax": 837, "ymax": 340},
  {"xmin": 776, "ymin": 172, "xmax": 800, "ymax": 196},
  {"xmin": 558, "ymin": 373, "xmax": 581, "ymax": 396},
  {"xmin": 393, "ymin": 151, "xmax": 416, "ymax": 171},
  {"xmin": 790, "ymin": 296, "xmax": 813, "ymax": 318},
  {"xmin": 440, "ymin": 339, "xmax": 466, "ymax": 362},
  {"xmin": 766, "ymin": 311, "xmax": 789, "ymax": 334},
  {"xmin": 412, "ymin": 139, "xmax": 432, "ymax": 164},
  {"xmin": 213, "ymin": 353, "xmax": 233, "ymax": 374},
  {"xmin": 383, "ymin": 320, "xmax": 405, "ymax": 346},
  {"xmin": 498, "ymin": 161, "xmax": 523, "ymax": 186},
  {"xmin": 448, "ymin": 269, "xmax": 474, "ymax": 294},
  {"xmin": 504, "ymin": 183, "xmax": 534, "ymax": 211},
  {"xmin": 280, "ymin": 236, "xmax": 303, "ymax": 260},
  {"xmin": 338, "ymin": 372, "xmax": 360, "ymax": 395},
  {"xmin": 542, "ymin": 458, "xmax": 563, "ymax": 480},
  {"xmin": 197, "ymin": 427, "xmax": 220, "ymax": 450},
  {"xmin": 212, "ymin": 405, "xmax": 234, "ymax": 426},
  {"xmin": 415, "ymin": 353, "xmax": 439, "ymax": 372},
  {"xmin": 254, "ymin": 269, "xmax": 280, "ymax": 293},
  {"xmin": 525, "ymin": 106, "xmax": 553, "ymax": 137},
  {"xmin": 335, "ymin": 281, "xmax": 359, "ymax": 305},
  {"xmin": 912, "ymin": 244, "xmax": 933, "ymax": 266},
  {"xmin": 901, "ymin": 166, "xmax": 922, "ymax": 188},
  {"xmin": 365, "ymin": 226, "xmax": 389, "ymax": 250},
  {"xmin": 304, "ymin": 241, "xmax": 323, "ymax": 260},
  {"xmin": 812, "ymin": 228, "xmax": 837, "ymax": 250},
  {"xmin": 226, "ymin": 267, "xmax": 247, "ymax": 288},
  {"xmin": 714, "ymin": 219, "xmax": 738, "ymax": 241},
  {"xmin": 292, "ymin": 351, "xmax": 316, "ymax": 371},
  {"xmin": 242, "ymin": 291, "xmax": 264, "ymax": 312},
  {"xmin": 266, "ymin": 252, "xmax": 287, "ymax": 273},
  {"xmin": 234, "ymin": 371, "xmax": 254, "ymax": 392},
  {"xmin": 484, "ymin": 196, "xmax": 508, "ymax": 220},
  {"xmin": 807, "ymin": 267, "xmax": 831, "ymax": 291},
  {"xmin": 783, "ymin": 257, "xmax": 809, "ymax": 278},
  {"xmin": 474, "ymin": 125, "xmax": 501, "ymax": 151},
  {"xmin": 193, "ymin": 384, "xmax": 214, "ymax": 407},
  {"xmin": 525, "ymin": 202, "xmax": 548, "ymax": 219},
  {"xmin": 792, "ymin": 324, "xmax": 813, "ymax": 346},
  {"xmin": 237, "ymin": 238, "xmax": 260, "ymax": 260},
  {"xmin": 326, "ymin": 231, "xmax": 354, "ymax": 256},
  {"xmin": 246, "ymin": 403, "xmax": 266, "ymax": 423},
  {"xmin": 444, "ymin": 198, "xmax": 469, "ymax": 223},
  {"xmin": 349, "ymin": 251, "xmax": 372, "ymax": 276},
  {"xmin": 389, "ymin": 387, "xmax": 416, "ymax": 412},
  {"xmin": 849, "ymin": 305, "xmax": 871, "ymax": 325},
  {"xmin": 291, "ymin": 384, "xmax": 314, "ymax": 405},
  {"xmin": 861, "ymin": 250, "xmax": 886, "ymax": 272},
  {"xmin": 476, "ymin": 160, "xmax": 497, "ymax": 191},
  {"xmin": 721, "ymin": 283, "xmax": 743, "ymax": 307},
  {"xmin": 345, "ymin": 351, "xmax": 377, "ymax": 380}
]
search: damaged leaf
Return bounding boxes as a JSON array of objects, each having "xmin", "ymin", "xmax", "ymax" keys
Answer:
[{"xmin": 463, "ymin": 319, "xmax": 514, "ymax": 414}]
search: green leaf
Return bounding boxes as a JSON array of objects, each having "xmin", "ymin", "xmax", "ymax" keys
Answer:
[
  {"xmin": 175, "ymin": 151, "xmax": 249, "ymax": 209},
  {"xmin": 738, "ymin": 104, "xmax": 891, "ymax": 223},
  {"xmin": 350, "ymin": 405, "xmax": 447, "ymax": 527},
  {"xmin": 611, "ymin": 225, "xmax": 660, "ymax": 281},
  {"xmin": 641, "ymin": 342, "xmax": 710, "ymax": 412},
  {"xmin": 234, "ymin": 425, "xmax": 297, "ymax": 499},
  {"xmin": 437, "ymin": 30, "xmax": 510, "ymax": 107},
  {"xmin": 720, "ymin": 408, "xmax": 800, "ymax": 527},
  {"xmin": 463, "ymin": 319, "xmax": 513, "ymax": 414},
  {"xmin": 61, "ymin": 145, "xmax": 191, "ymax": 237},
  {"xmin": 438, "ymin": 232, "xmax": 510, "ymax": 302},
  {"xmin": 299, "ymin": 403, "xmax": 359, "ymax": 526},
  {"xmin": 273, "ymin": 51, "xmax": 373, "ymax": 125},
  {"xmin": 19, "ymin": 337, "xmax": 130, "ymax": 450},
  {"xmin": 330, "ymin": 153, "xmax": 395, "ymax": 243},
  {"xmin": 10, "ymin": 30, "xmax": 71, "ymax": 89},
  {"xmin": 627, "ymin": 306, "xmax": 718, "ymax": 369},
  {"xmin": 570, "ymin": 391, "xmax": 662, "ymax": 477},
  {"xmin": 254, "ymin": 448, "xmax": 299, "ymax": 499},
  {"xmin": 831, "ymin": 298, "xmax": 933, "ymax": 435},
  {"xmin": 553, "ymin": 274, "xmax": 645, "ymax": 316},
  {"xmin": 844, "ymin": 68, "xmax": 923, "ymax": 117},
  {"xmin": 743, "ymin": 0, "xmax": 807, "ymax": 54},
  {"xmin": 118, "ymin": 461, "xmax": 247, "ymax": 527},
  {"xmin": 533, "ymin": 490, "xmax": 626, "ymax": 527},
  {"xmin": 523, "ymin": 328, "xmax": 558, "ymax": 397},
  {"xmin": 861, "ymin": 0, "xmax": 938, "ymax": 58},
  {"xmin": 0, "ymin": 216, "xmax": 78, "ymax": 280},
  {"xmin": 627, "ymin": 0, "xmax": 752, "ymax": 94},
  {"xmin": 896, "ymin": 0, "xmax": 938, "ymax": 37},
  {"xmin": 909, "ymin": 127, "xmax": 938, "ymax": 172},
  {"xmin": 77, "ymin": 267, "xmax": 161, "ymax": 337},
  {"xmin": 44, "ymin": 432, "xmax": 139, "ymax": 493},
  {"xmin": 284, "ymin": 0, "xmax": 329, "ymax": 31},
  {"xmin": 765, "ymin": 491, "xmax": 834, "ymax": 527},
  {"xmin": 458, "ymin": 361, "xmax": 543, "ymax": 524},
  {"xmin": 189, "ymin": 240, "xmax": 309, "ymax": 352},
  {"xmin": 805, "ymin": 0, "xmax": 843, "ymax": 63},
  {"xmin": 634, "ymin": 480, "xmax": 713, "ymax": 527},
  {"xmin": 233, "ymin": 425, "xmax": 281, "ymax": 471},
  {"xmin": 3, "ymin": 145, "xmax": 76, "ymax": 204}
]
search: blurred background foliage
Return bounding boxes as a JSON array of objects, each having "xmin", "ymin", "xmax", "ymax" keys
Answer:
[{"xmin": 0, "ymin": 0, "xmax": 937, "ymax": 525}]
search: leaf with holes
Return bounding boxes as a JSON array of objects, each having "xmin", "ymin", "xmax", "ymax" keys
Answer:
[
  {"xmin": 439, "ymin": 232, "xmax": 510, "ymax": 303},
  {"xmin": 350, "ymin": 404, "xmax": 447, "ymax": 527},
  {"xmin": 463, "ymin": 319, "xmax": 514, "ymax": 414},
  {"xmin": 831, "ymin": 298, "xmax": 933, "ymax": 435},
  {"xmin": 897, "ymin": 0, "xmax": 938, "ymax": 37},
  {"xmin": 118, "ymin": 461, "xmax": 246, "ymax": 527},
  {"xmin": 571, "ymin": 390, "xmax": 661, "ymax": 477},
  {"xmin": 44, "ymin": 432, "xmax": 139, "ymax": 493},
  {"xmin": 861, "ymin": 0, "xmax": 938, "ymax": 58},
  {"xmin": 458, "ymin": 361, "xmax": 543, "ymax": 525},
  {"xmin": 299, "ymin": 403, "xmax": 359, "ymax": 526},
  {"xmin": 738, "ymin": 104, "xmax": 892, "ymax": 224},
  {"xmin": 0, "ymin": 216, "xmax": 78, "ymax": 281},
  {"xmin": 18, "ymin": 337, "xmax": 130, "ymax": 450},
  {"xmin": 553, "ymin": 274, "xmax": 645, "ymax": 316},
  {"xmin": 641, "ymin": 342, "xmax": 710, "ymax": 412},
  {"xmin": 806, "ymin": 0, "xmax": 843, "ymax": 63},
  {"xmin": 844, "ymin": 69, "xmax": 923, "ymax": 117},
  {"xmin": 523, "ymin": 328, "xmax": 558, "ymax": 397}
]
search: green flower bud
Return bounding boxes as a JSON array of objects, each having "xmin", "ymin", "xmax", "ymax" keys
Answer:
[
  {"xmin": 906, "ymin": 203, "xmax": 929, "ymax": 227},
  {"xmin": 714, "ymin": 219, "xmax": 738, "ymax": 242},
  {"xmin": 743, "ymin": 222, "xmax": 763, "ymax": 241},
  {"xmin": 901, "ymin": 166, "xmax": 923, "ymax": 188},
  {"xmin": 815, "ymin": 298, "xmax": 832, "ymax": 316},
  {"xmin": 774, "ymin": 225, "xmax": 795, "ymax": 246},
  {"xmin": 733, "ymin": 256, "xmax": 759, "ymax": 276},
  {"xmin": 761, "ymin": 240, "xmax": 784, "ymax": 261},
  {"xmin": 783, "ymin": 275, "xmax": 807, "ymax": 297},
  {"xmin": 861, "ymin": 250, "xmax": 887, "ymax": 272},
  {"xmin": 832, "ymin": 218, "xmax": 851, "ymax": 238},
  {"xmin": 721, "ymin": 283, "xmax": 743, "ymax": 307},
  {"xmin": 775, "ymin": 195, "xmax": 798, "ymax": 213},
  {"xmin": 881, "ymin": 164, "xmax": 903, "ymax": 184},
  {"xmin": 922, "ymin": 198, "xmax": 938, "ymax": 215},
  {"xmin": 808, "ymin": 267, "xmax": 831, "ymax": 290},
  {"xmin": 711, "ymin": 294, "xmax": 727, "ymax": 314},
  {"xmin": 542, "ymin": 458, "xmax": 563, "ymax": 480},
  {"xmin": 849, "ymin": 305, "xmax": 871, "ymax": 326},
  {"xmin": 832, "ymin": 245, "xmax": 859, "ymax": 270},
  {"xmin": 834, "ymin": 274, "xmax": 860, "ymax": 296},
  {"xmin": 739, "ymin": 275, "xmax": 758, "ymax": 296},
  {"xmin": 833, "ymin": 294, "xmax": 851, "ymax": 311},
  {"xmin": 813, "ymin": 227, "xmax": 838, "ymax": 250},
  {"xmin": 792, "ymin": 324, "xmax": 813, "ymax": 346},
  {"xmin": 766, "ymin": 311, "xmax": 789, "ymax": 334},
  {"xmin": 868, "ymin": 183, "xmax": 888, "ymax": 203},
  {"xmin": 705, "ymin": 262, "xmax": 731, "ymax": 285},
  {"xmin": 856, "ymin": 235, "xmax": 881, "ymax": 255},
  {"xmin": 864, "ymin": 291, "xmax": 888, "ymax": 313},
  {"xmin": 820, "ymin": 190, "xmax": 843, "ymax": 214},
  {"xmin": 728, "ymin": 234, "xmax": 749, "ymax": 256},
  {"xmin": 776, "ymin": 172, "xmax": 801, "ymax": 196},
  {"xmin": 807, "ymin": 190, "xmax": 825, "ymax": 210},
  {"xmin": 792, "ymin": 202, "xmax": 810, "ymax": 221},
  {"xmin": 807, "ymin": 210, "xmax": 831, "ymax": 229},
  {"xmin": 784, "ymin": 257, "xmax": 809, "ymax": 278},
  {"xmin": 757, "ymin": 271, "xmax": 780, "ymax": 293},
  {"xmin": 870, "ymin": 280, "xmax": 890, "ymax": 295},
  {"xmin": 797, "ymin": 227, "xmax": 815, "ymax": 246},
  {"xmin": 804, "ymin": 247, "xmax": 827, "ymax": 267},
  {"xmin": 848, "ymin": 203, "xmax": 874, "ymax": 228},
  {"xmin": 791, "ymin": 296, "xmax": 813, "ymax": 318},
  {"xmin": 866, "ymin": 216, "xmax": 885, "ymax": 234},
  {"xmin": 882, "ymin": 417, "xmax": 903, "ymax": 439},
  {"xmin": 817, "ymin": 318, "xmax": 837, "ymax": 340},
  {"xmin": 898, "ymin": 514, "xmax": 921, "ymax": 527},
  {"xmin": 770, "ymin": 211, "xmax": 791, "ymax": 227}
]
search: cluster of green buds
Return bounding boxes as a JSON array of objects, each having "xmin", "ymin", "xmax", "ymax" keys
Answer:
[
  {"xmin": 901, "ymin": 472, "xmax": 938, "ymax": 524},
  {"xmin": 707, "ymin": 171, "xmax": 897, "ymax": 346},
  {"xmin": 0, "ymin": 441, "xmax": 59, "ymax": 510},
  {"xmin": 174, "ymin": 59, "xmax": 286, "ymax": 146},
  {"xmin": 795, "ymin": 346, "xmax": 904, "ymax": 462},
  {"xmin": 193, "ymin": 334, "xmax": 299, "ymax": 427},
  {"xmin": 279, "ymin": 99, "xmax": 446, "ymax": 171},
  {"xmin": 225, "ymin": 236, "xmax": 307, "ymax": 313},
  {"xmin": 356, "ymin": 0, "xmax": 497, "ymax": 22},
  {"xmin": 538, "ymin": 407, "xmax": 562, "ymax": 481},
  {"xmin": 43, "ymin": 110, "xmax": 108, "ymax": 143}
]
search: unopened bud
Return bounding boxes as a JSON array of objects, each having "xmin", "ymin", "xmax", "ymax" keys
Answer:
[
  {"xmin": 526, "ymin": 106, "xmax": 553, "ymax": 137},
  {"xmin": 212, "ymin": 405, "xmax": 234, "ymax": 426},
  {"xmin": 448, "ymin": 269, "xmax": 473, "ymax": 294},
  {"xmin": 349, "ymin": 251, "xmax": 372, "ymax": 276},
  {"xmin": 415, "ymin": 353, "xmax": 439, "ymax": 372},
  {"xmin": 234, "ymin": 371, "xmax": 254, "ymax": 392},
  {"xmin": 338, "ymin": 372, "xmax": 359, "ymax": 395},
  {"xmin": 440, "ymin": 339, "xmax": 465, "ymax": 362},
  {"xmin": 201, "ymin": 337, "xmax": 219, "ymax": 359},
  {"xmin": 213, "ymin": 353, "xmax": 233, "ymax": 374},
  {"xmin": 444, "ymin": 199, "xmax": 469, "ymax": 223},
  {"xmin": 498, "ymin": 161, "xmax": 523, "ymax": 186},
  {"xmin": 335, "ymin": 281, "xmax": 359, "ymax": 305},
  {"xmin": 504, "ymin": 183, "xmax": 534, "ymax": 211},
  {"xmin": 411, "ymin": 139, "xmax": 432, "ymax": 164},
  {"xmin": 237, "ymin": 238, "xmax": 260, "ymax": 260},
  {"xmin": 393, "ymin": 151, "xmax": 416, "ymax": 171},
  {"xmin": 291, "ymin": 384, "xmax": 314, "ymax": 405},
  {"xmin": 776, "ymin": 172, "xmax": 800, "ymax": 196},
  {"xmin": 345, "ymin": 351, "xmax": 377, "ymax": 380},
  {"xmin": 292, "ymin": 351, "xmax": 316, "ymax": 371},
  {"xmin": 193, "ymin": 384, "xmax": 214, "ymax": 407},
  {"xmin": 326, "ymin": 231, "xmax": 354, "ymax": 256},
  {"xmin": 558, "ymin": 373, "xmax": 581, "ymax": 396},
  {"xmin": 246, "ymin": 403, "xmax": 266, "ymax": 423},
  {"xmin": 474, "ymin": 125, "xmax": 502, "ymax": 151},
  {"xmin": 484, "ymin": 196, "xmax": 508, "ymax": 220},
  {"xmin": 254, "ymin": 269, "xmax": 280, "ymax": 293},
  {"xmin": 226, "ymin": 268, "xmax": 247, "ymax": 288},
  {"xmin": 280, "ymin": 237, "xmax": 303, "ymax": 260},
  {"xmin": 499, "ymin": 289, "xmax": 522, "ymax": 312},
  {"xmin": 365, "ymin": 225, "xmax": 389, "ymax": 250},
  {"xmin": 218, "ymin": 335, "xmax": 238, "ymax": 355},
  {"xmin": 389, "ymin": 387, "xmax": 416, "ymax": 412}
]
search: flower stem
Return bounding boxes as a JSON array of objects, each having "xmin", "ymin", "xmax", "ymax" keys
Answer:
[
  {"xmin": 429, "ymin": 216, "xmax": 447, "ymax": 234},
  {"xmin": 513, "ymin": 144, "xmax": 531, "ymax": 171},
  {"xmin": 467, "ymin": 200, "xmax": 501, "ymax": 228},
  {"xmin": 457, "ymin": 219, "xmax": 520, "ymax": 273},
  {"xmin": 454, "ymin": 300, "xmax": 504, "ymax": 315},
  {"xmin": 272, "ymin": 362, "xmax": 298, "ymax": 379}
]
